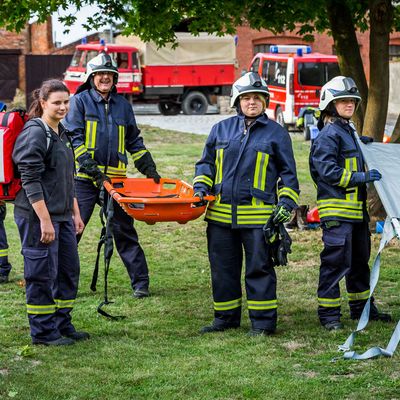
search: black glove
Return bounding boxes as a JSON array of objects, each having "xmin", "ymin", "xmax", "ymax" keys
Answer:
[
  {"xmin": 80, "ymin": 158, "xmax": 111, "ymax": 188},
  {"xmin": 193, "ymin": 191, "xmax": 208, "ymax": 208},
  {"xmin": 272, "ymin": 204, "xmax": 292, "ymax": 224},
  {"xmin": 134, "ymin": 152, "xmax": 160, "ymax": 183},
  {"xmin": 93, "ymin": 170, "xmax": 111, "ymax": 189},
  {"xmin": 360, "ymin": 136, "xmax": 373, "ymax": 144},
  {"xmin": 145, "ymin": 167, "xmax": 161, "ymax": 184},
  {"xmin": 276, "ymin": 224, "xmax": 292, "ymax": 266}
]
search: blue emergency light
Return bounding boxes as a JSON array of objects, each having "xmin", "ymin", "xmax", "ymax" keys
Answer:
[
  {"xmin": 100, "ymin": 39, "xmax": 106, "ymax": 46},
  {"xmin": 270, "ymin": 45, "xmax": 312, "ymax": 54},
  {"xmin": 81, "ymin": 37, "xmax": 87, "ymax": 44}
]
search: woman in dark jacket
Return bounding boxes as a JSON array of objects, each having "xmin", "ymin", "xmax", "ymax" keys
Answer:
[
  {"xmin": 13, "ymin": 79, "xmax": 88, "ymax": 346},
  {"xmin": 310, "ymin": 76, "xmax": 391, "ymax": 330}
]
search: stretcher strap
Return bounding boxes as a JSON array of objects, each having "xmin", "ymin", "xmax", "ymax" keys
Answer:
[{"xmin": 338, "ymin": 217, "xmax": 400, "ymax": 360}]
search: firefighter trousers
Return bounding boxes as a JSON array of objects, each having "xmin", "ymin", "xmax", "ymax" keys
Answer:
[
  {"xmin": 206, "ymin": 224, "xmax": 277, "ymax": 331},
  {"xmin": 15, "ymin": 216, "xmax": 80, "ymax": 342},
  {"xmin": 0, "ymin": 211, "xmax": 11, "ymax": 278},
  {"xmin": 76, "ymin": 179, "xmax": 149, "ymax": 291},
  {"xmin": 318, "ymin": 221, "xmax": 372, "ymax": 324}
]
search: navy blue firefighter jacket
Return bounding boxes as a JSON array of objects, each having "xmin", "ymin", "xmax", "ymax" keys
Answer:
[
  {"xmin": 194, "ymin": 113, "xmax": 300, "ymax": 228},
  {"xmin": 309, "ymin": 118, "xmax": 368, "ymax": 223}
]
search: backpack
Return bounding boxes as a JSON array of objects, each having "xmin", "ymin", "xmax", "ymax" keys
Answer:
[{"xmin": 0, "ymin": 110, "xmax": 52, "ymax": 201}]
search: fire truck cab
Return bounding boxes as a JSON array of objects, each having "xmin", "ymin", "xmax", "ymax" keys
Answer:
[{"xmin": 249, "ymin": 45, "xmax": 339, "ymax": 128}]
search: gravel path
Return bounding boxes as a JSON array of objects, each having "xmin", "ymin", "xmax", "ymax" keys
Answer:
[{"xmin": 133, "ymin": 104, "xmax": 230, "ymax": 135}]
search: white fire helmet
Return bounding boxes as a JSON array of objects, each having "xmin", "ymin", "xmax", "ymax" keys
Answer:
[
  {"xmin": 319, "ymin": 76, "xmax": 361, "ymax": 111},
  {"xmin": 230, "ymin": 72, "xmax": 270, "ymax": 108},
  {"xmin": 85, "ymin": 52, "xmax": 119, "ymax": 84}
]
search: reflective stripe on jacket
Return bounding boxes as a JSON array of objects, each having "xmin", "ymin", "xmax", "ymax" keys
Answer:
[
  {"xmin": 309, "ymin": 119, "xmax": 367, "ymax": 222},
  {"xmin": 64, "ymin": 88, "xmax": 148, "ymax": 179},
  {"xmin": 193, "ymin": 113, "xmax": 300, "ymax": 228}
]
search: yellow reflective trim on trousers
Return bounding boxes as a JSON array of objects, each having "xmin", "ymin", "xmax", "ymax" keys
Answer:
[
  {"xmin": 0, "ymin": 249, "xmax": 8, "ymax": 257},
  {"xmin": 55, "ymin": 299, "xmax": 75, "ymax": 309},
  {"xmin": 345, "ymin": 157, "xmax": 358, "ymax": 201},
  {"xmin": 318, "ymin": 297, "xmax": 341, "ymax": 307},
  {"xmin": 339, "ymin": 169, "xmax": 351, "ymax": 188},
  {"xmin": 193, "ymin": 175, "xmax": 213, "ymax": 187},
  {"xmin": 215, "ymin": 149, "xmax": 223, "ymax": 185},
  {"xmin": 74, "ymin": 144, "xmax": 88, "ymax": 160},
  {"xmin": 252, "ymin": 152, "xmax": 269, "ymax": 205},
  {"xmin": 347, "ymin": 290, "xmax": 370, "ymax": 301},
  {"xmin": 26, "ymin": 304, "xmax": 56, "ymax": 314},
  {"xmin": 278, "ymin": 187, "xmax": 299, "ymax": 204},
  {"xmin": 214, "ymin": 297, "xmax": 242, "ymax": 311},
  {"xmin": 247, "ymin": 299, "xmax": 277, "ymax": 310},
  {"xmin": 132, "ymin": 149, "xmax": 148, "ymax": 162}
]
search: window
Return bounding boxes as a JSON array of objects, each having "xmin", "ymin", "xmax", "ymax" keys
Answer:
[
  {"xmin": 264, "ymin": 61, "xmax": 287, "ymax": 87},
  {"xmin": 297, "ymin": 62, "xmax": 340, "ymax": 86},
  {"xmin": 132, "ymin": 52, "xmax": 139, "ymax": 70},
  {"xmin": 111, "ymin": 52, "xmax": 129, "ymax": 69},
  {"xmin": 249, "ymin": 58, "xmax": 260, "ymax": 74},
  {"xmin": 389, "ymin": 45, "xmax": 400, "ymax": 61},
  {"xmin": 70, "ymin": 50, "xmax": 83, "ymax": 67},
  {"xmin": 253, "ymin": 44, "xmax": 273, "ymax": 54},
  {"xmin": 82, "ymin": 51, "xmax": 99, "ymax": 68}
]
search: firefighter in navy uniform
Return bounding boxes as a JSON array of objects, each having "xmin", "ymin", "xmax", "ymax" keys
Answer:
[
  {"xmin": 0, "ymin": 202, "xmax": 12, "ymax": 283},
  {"xmin": 64, "ymin": 53, "xmax": 160, "ymax": 299},
  {"xmin": 309, "ymin": 76, "xmax": 392, "ymax": 331},
  {"xmin": 194, "ymin": 72, "xmax": 300, "ymax": 336}
]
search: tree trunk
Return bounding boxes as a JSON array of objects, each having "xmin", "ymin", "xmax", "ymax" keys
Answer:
[
  {"xmin": 390, "ymin": 113, "xmax": 400, "ymax": 143},
  {"xmin": 362, "ymin": 0, "xmax": 393, "ymax": 141},
  {"xmin": 326, "ymin": 0, "xmax": 368, "ymax": 132}
]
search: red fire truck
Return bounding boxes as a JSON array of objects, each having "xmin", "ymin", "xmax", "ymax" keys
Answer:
[
  {"xmin": 249, "ymin": 45, "xmax": 339, "ymax": 128},
  {"xmin": 64, "ymin": 33, "xmax": 236, "ymax": 115}
]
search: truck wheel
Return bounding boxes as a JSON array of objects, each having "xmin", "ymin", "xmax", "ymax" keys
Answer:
[
  {"xmin": 182, "ymin": 91, "xmax": 208, "ymax": 115},
  {"xmin": 158, "ymin": 102, "xmax": 181, "ymax": 115},
  {"xmin": 275, "ymin": 107, "xmax": 286, "ymax": 128}
]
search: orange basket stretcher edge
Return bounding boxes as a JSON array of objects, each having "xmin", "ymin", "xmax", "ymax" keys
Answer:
[{"xmin": 103, "ymin": 178, "xmax": 215, "ymax": 225}]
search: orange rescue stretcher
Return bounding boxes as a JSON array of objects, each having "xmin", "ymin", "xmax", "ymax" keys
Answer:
[{"xmin": 103, "ymin": 178, "xmax": 215, "ymax": 224}]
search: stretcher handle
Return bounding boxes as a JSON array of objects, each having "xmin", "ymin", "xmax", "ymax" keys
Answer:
[{"xmin": 103, "ymin": 181, "xmax": 215, "ymax": 204}]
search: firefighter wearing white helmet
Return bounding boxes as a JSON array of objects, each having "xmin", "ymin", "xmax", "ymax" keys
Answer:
[
  {"xmin": 230, "ymin": 72, "xmax": 270, "ymax": 109},
  {"xmin": 75, "ymin": 52, "xmax": 119, "ymax": 94},
  {"xmin": 309, "ymin": 76, "xmax": 391, "ymax": 331},
  {"xmin": 193, "ymin": 72, "xmax": 299, "ymax": 337},
  {"xmin": 64, "ymin": 52, "xmax": 161, "ymax": 299}
]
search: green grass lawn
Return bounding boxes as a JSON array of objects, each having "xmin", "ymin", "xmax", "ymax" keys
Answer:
[{"xmin": 0, "ymin": 127, "xmax": 399, "ymax": 400}]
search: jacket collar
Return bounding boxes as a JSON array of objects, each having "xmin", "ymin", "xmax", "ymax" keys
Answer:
[
  {"xmin": 237, "ymin": 112, "xmax": 270, "ymax": 126},
  {"xmin": 89, "ymin": 88, "xmax": 117, "ymax": 104}
]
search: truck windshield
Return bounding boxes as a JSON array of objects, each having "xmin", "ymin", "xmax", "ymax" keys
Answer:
[
  {"xmin": 297, "ymin": 62, "xmax": 340, "ymax": 86},
  {"xmin": 70, "ymin": 50, "xmax": 83, "ymax": 67}
]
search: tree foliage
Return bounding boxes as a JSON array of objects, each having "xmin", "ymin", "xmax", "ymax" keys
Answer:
[{"xmin": 1, "ymin": 0, "xmax": 399, "ymax": 139}]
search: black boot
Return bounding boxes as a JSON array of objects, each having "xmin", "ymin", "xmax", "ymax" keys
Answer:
[{"xmin": 322, "ymin": 321, "xmax": 343, "ymax": 331}]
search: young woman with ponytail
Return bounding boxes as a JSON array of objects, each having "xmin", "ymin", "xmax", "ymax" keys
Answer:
[{"xmin": 12, "ymin": 79, "xmax": 89, "ymax": 346}]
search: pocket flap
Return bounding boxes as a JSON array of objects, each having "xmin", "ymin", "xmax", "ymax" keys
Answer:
[
  {"xmin": 22, "ymin": 248, "xmax": 48, "ymax": 260},
  {"xmin": 323, "ymin": 234, "xmax": 345, "ymax": 247}
]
